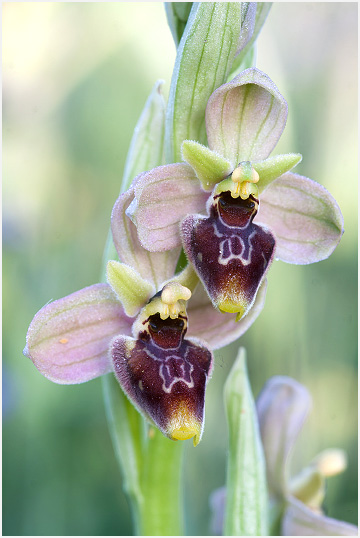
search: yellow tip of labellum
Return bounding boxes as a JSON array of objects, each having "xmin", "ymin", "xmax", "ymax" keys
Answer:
[
  {"xmin": 168, "ymin": 402, "xmax": 202, "ymax": 446},
  {"xmin": 172, "ymin": 427, "xmax": 199, "ymax": 445},
  {"xmin": 218, "ymin": 299, "xmax": 246, "ymax": 321}
]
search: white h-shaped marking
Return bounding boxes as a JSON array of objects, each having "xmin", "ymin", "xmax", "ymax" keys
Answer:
[
  {"xmin": 213, "ymin": 222, "xmax": 257, "ymax": 266},
  {"xmin": 144, "ymin": 347, "xmax": 195, "ymax": 394}
]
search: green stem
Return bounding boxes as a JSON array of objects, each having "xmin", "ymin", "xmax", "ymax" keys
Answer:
[{"xmin": 138, "ymin": 429, "xmax": 185, "ymax": 536}]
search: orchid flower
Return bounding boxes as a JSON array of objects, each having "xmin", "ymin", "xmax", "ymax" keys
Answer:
[
  {"xmin": 127, "ymin": 68, "xmax": 344, "ymax": 320},
  {"xmin": 257, "ymin": 376, "xmax": 358, "ymax": 536},
  {"xmin": 210, "ymin": 376, "xmax": 358, "ymax": 536},
  {"xmin": 23, "ymin": 185, "xmax": 266, "ymax": 445}
]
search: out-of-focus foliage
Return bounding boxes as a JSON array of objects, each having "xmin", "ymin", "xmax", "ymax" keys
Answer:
[{"xmin": 3, "ymin": 3, "xmax": 357, "ymax": 535}]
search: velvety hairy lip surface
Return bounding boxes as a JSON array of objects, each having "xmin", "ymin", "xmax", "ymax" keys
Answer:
[
  {"xmin": 112, "ymin": 312, "xmax": 213, "ymax": 446},
  {"xmin": 181, "ymin": 191, "xmax": 276, "ymax": 320}
]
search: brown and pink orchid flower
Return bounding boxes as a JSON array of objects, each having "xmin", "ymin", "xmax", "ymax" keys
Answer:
[
  {"xmin": 126, "ymin": 68, "xmax": 344, "ymax": 320},
  {"xmin": 24, "ymin": 67, "xmax": 343, "ymax": 446},
  {"xmin": 210, "ymin": 376, "xmax": 357, "ymax": 536}
]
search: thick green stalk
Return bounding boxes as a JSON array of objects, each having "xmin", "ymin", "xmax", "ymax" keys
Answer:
[
  {"xmin": 138, "ymin": 429, "xmax": 185, "ymax": 536},
  {"xmin": 224, "ymin": 348, "xmax": 268, "ymax": 536}
]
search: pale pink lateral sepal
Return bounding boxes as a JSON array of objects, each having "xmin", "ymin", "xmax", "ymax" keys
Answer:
[
  {"xmin": 256, "ymin": 172, "xmax": 344, "ymax": 264},
  {"xmin": 23, "ymin": 283, "xmax": 133, "ymax": 384},
  {"xmin": 125, "ymin": 163, "xmax": 208, "ymax": 252},
  {"xmin": 111, "ymin": 185, "xmax": 180, "ymax": 289},
  {"xmin": 187, "ymin": 279, "xmax": 267, "ymax": 349},
  {"xmin": 256, "ymin": 376, "xmax": 311, "ymax": 498},
  {"xmin": 282, "ymin": 496, "xmax": 358, "ymax": 536},
  {"xmin": 206, "ymin": 68, "xmax": 288, "ymax": 164}
]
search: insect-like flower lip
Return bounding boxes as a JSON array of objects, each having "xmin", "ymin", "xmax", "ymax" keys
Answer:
[{"xmin": 112, "ymin": 321, "xmax": 213, "ymax": 447}]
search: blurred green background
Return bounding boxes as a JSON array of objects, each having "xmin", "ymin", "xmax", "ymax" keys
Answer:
[{"xmin": 3, "ymin": 3, "xmax": 357, "ymax": 535}]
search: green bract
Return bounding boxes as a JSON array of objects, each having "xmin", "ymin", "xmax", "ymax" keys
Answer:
[
  {"xmin": 224, "ymin": 348, "xmax": 268, "ymax": 536},
  {"xmin": 166, "ymin": 2, "xmax": 257, "ymax": 162}
]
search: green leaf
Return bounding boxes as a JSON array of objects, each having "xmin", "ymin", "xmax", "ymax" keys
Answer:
[
  {"xmin": 181, "ymin": 139, "xmax": 233, "ymax": 191},
  {"xmin": 166, "ymin": 2, "xmax": 247, "ymax": 163},
  {"xmin": 253, "ymin": 153, "xmax": 302, "ymax": 193},
  {"xmin": 165, "ymin": 2, "xmax": 193, "ymax": 47},
  {"xmin": 224, "ymin": 348, "xmax": 268, "ymax": 536}
]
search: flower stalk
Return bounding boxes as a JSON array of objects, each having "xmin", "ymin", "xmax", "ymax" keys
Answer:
[{"xmin": 103, "ymin": 374, "xmax": 185, "ymax": 536}]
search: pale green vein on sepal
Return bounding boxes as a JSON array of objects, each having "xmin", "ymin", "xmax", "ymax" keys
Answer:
[
  {"xmin": 121, "ymin": 80, "xmax": 166, "ymax": 194},
  {"xmin": 182, "ymin": 140, "xmax": 233, "ymax": 191},
  {"xmin": 106, "ymin": 261, "xmax": 154, "ymax": 317},
  {"xmin": 224, "ymin": 348, "xmax": 268, "ymax": 536},
  {"xmin": 166, "ymin": 2, "xmax": 245, "ymax": 163},
  {"xmin": 253, "ymin": 153, "xmax": 302, "ymax": 193}
]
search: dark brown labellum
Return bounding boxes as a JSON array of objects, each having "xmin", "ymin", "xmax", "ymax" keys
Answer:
[
  {"xmin": 181, "ymin": 191, "xmax": 276, "ymax": 319},
  {"xmin": 111, "ymin": 312, "xmax": 213, "ymax": 445}
]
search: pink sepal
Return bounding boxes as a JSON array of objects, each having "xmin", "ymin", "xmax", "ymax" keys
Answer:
[
  {"xmin": 282, "ymin": 496, "xmax": 358, "ymax": 536},
  {"xmin": 256, "ymin": 376, "xmax": 311, "ymax": 497},
  {"xmin": 24, "ymin": 283, "xmax": 132, "ymax": 384},
  {"xmin": 206, "ymin": 68, "xmax": 288, "ymax": 164},
  {"xmin": 256, "ymin": 172, "xmax": 344, "ymax": 264},
  {"xmin": 126, "ymin": 163, "xmax": 208, "ymax": 252},
  {"xmin": 111, "ymin": 186, "xmax": 180, "ymax": 289}
]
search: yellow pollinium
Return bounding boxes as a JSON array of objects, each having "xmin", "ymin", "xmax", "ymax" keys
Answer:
[
  {"xmin": 168, "ymin": 401, "xmax": 202, "ymax": 447},
  {"xmin": 142, "ymin": 282, "xmax": 192, "ymax": 321},
  {"xmin": 231, "ymin": 161, "xmax": 259, "ymax": 200},
  {"xmin": 312, "ymin": 449, "xmax": 347, "ymax": 478},
  {"xmin": 160, "ymin": 282, "xmax": 192, "ymax": 320}
]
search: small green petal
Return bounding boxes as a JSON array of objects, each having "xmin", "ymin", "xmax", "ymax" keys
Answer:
[
  {"xmin": 181, "ymin": 140, "xmax": 233, "ymax": 191},
  {"xmin": 253, "ymin": 153, "xmax": 302, "ymax": 193},
  {"xmin": 106, "ymin": 261, "xmax": 154, "ymax": 317}
]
